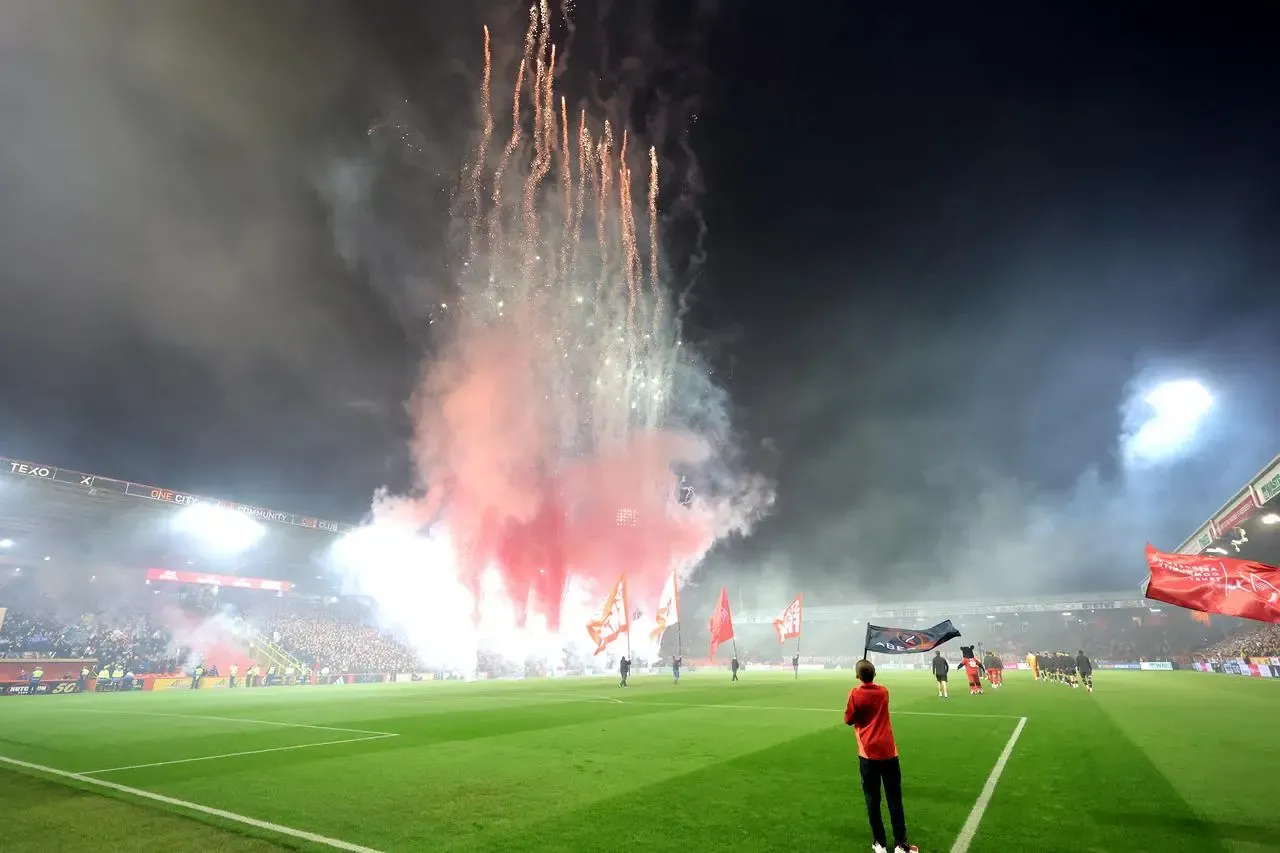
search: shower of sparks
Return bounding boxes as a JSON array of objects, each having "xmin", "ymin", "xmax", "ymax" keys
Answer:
[{"xmin": 458, "ymin": 0, "xmax": 670, "ymax": 453}]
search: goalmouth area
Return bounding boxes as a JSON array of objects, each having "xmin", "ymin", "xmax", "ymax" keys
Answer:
[{"xmin": 0, "ymin": 669, "xmax": 1275, "ymax": 852}]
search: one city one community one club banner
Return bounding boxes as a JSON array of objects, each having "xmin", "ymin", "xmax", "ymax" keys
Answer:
[{"xmin": 863, "ymin": 619, "xmax": 961, "ymax": 657}]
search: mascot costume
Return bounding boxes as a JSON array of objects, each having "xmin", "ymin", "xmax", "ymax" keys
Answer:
[{"xmin": 959, "ymin": 645, "xmax": 985, "ymax": 695}]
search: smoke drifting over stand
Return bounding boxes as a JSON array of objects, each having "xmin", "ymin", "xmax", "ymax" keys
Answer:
[{"xmin": 333, "ymin": 3, "xmax": 770, "ymax": 670}]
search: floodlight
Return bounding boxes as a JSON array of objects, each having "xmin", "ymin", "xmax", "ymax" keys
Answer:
[
  {"xmin": 1146, "ymin": 379, "xmax": 1213, "ymax": 421},
  {"xmin": 0, "ymin": 539, "xmax": 13, "ymax": 548},
  {"xmin": 1263, "ymin": 514, "xmax": 1280, "ymax": 526},
  {"xmin": 1125, "ymin": 379, "xmax": 1214, "ymax": 464},
  {"xmin": 172, "ymin": 504, "xmax": 265, "ymax": 554}
]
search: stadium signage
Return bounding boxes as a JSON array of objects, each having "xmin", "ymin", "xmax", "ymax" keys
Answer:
[
  {"xmin": 1178, "ymin": 524, "xmax": 1216, "ymax": 555},
  {"xmin": 1254, "ymin": 459, "xmax": 1280, "ymax": 506},
  {"xmin": 0, "ymin": 681, "xmax": 81, "ymax": 696},
  {"xmin": 1213, "ymin": 490, "xmax": 1260, "ymax": 535},
  {"xmin": 0, "ymin": 455, "xmax": 351, "ymax": 534},
  {"xmin": 146, "ymin": 567, "xmax": 293, "ymax": 593}
]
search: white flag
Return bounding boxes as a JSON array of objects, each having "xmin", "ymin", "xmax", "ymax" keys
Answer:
[
  {"xmin": 649, "ymin": 571, "xmax": 680, "ymax": 642},
  {"xmin": 773, "ymin": 594, "xmax": 803, "ymax": 643}
]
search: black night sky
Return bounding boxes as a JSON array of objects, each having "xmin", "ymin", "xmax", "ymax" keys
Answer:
[{"xmin": 2, "ymin": 1, "xmax": 1279, "ymax": 601}]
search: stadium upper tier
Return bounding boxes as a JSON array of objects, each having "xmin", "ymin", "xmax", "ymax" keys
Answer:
[
  {"xmin": 735, "ymin": 590, "xmax": 1149, "ymax": 624},
  {"xmin": 1175, "ymin": 453, "xmax": 1280, "ymax": 564},
  {"xmin": 0, "ymin": 454, "xmax": 347, "ymax": 591}
]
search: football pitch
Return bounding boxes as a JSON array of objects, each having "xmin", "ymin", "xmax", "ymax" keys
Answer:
[{"xmin": 0, "ymin": 670, "xmax": 1275, "ymax": 852}]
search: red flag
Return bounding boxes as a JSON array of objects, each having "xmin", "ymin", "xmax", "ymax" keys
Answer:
[
  {"xmin": 773, "ymin": 594, "xmax": 802, "ymax": 643},
  {"xmin": 586, "ymin": 574, "xmax": 631, "ymax": 655},
  {"xmin": 708, "ymin": 585, "xmax": 735, "ymax": 659},
  {"xmin": 1145, "ymin": 544, "xmax": 1280, "ymax": 623}
]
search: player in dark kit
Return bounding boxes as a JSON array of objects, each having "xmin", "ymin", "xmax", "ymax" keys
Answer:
[
  {"xmin": 792, "ymin": 654, "xmax": 800, "ymax": 679},
  {"xmin": 1059, "ymin": 651, "xmax": 1076, "ymax": 687},
  {"xmin": 618, "ymin": 656, "xmax": 630, "ymax": 688},
  {"xmin": 671, "ymin": 656, "xmax": 682, "ymax": 685},
  {"xmin": 1076, "ymin": 650, "xmax": 1094, "ymax": 693},
  {"xmin": 730, "ymin": 657, "xmax": 740, "ymax": 681},
  {"xmin": 931, "ymin": 651, "xmax": 950, "ymax": 699}
]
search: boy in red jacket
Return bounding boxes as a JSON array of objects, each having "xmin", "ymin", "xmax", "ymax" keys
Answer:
[{"xmin": 845, "ymin": 660, "xmax": 919, "ymax": 853}]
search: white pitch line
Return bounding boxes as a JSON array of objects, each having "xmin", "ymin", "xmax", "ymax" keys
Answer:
[
  {"xmin": 526, "ymin": 691, "xmax": 625, "ymax": 705},
  {"xmin": 63, "ymin": 708, "xmax": 398, "ymax": 737},
  {"xmin": 950, "ymin": 715, "xmax": 1027, "ymax": 853},
  {"xmin": 79, "ymin": 733, "xmax": 399, "ymax": 776},
  {"xmin": 614, "ymin": 700, "xmax": 1021, "ymax": 719},
  {"xmin": 0, "ymin": 754, "xmax": 385, "ymax": 853}
]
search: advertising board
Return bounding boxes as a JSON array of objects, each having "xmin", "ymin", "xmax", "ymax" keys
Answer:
[{"xmin": 0, "ymin": 680, "xmax": 81, "ymax": 696}]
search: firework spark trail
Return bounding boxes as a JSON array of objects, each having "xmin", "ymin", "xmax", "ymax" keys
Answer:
[
  {"xmin": 467, "ymin": 26, "xmax": 494, "ymax": 260},
  {"xmin": 648, "ymin": 145, "xmax": 662, "ymax": 379},
  {"xmin": 349, "ymin": 4, "xmax": 767, "ymax": 659}
]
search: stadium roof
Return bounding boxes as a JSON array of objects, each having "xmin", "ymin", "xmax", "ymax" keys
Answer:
[
  {"xmin": 1175, "ymin": 453, "xmax": 1280, "ymax": 565},
  {"xmin": 0, "ymin": 454, "xmax": 352, "ymax": 594}
]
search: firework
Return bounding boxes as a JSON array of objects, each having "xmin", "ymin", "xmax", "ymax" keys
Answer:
[{"xmin": 339, "ymin": 5, "xmax": 763, "ymax": 670}]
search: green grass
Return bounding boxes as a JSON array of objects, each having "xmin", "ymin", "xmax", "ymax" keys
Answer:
[{"xmin": 0, "ymin": 670, "xmax": 1276, "ymax": 852}]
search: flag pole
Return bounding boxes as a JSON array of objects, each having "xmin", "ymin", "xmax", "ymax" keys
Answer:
[
  {"xmin": 675, "ymin": 571, "xmax": 683, "ymax": 659},
  {"xmin": 624, "ymin": 573, "xmax": 632, "ymax": 662}
]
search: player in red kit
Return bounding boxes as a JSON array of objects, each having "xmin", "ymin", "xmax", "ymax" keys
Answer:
[
  {"xmin": 959, "ymin": 645, "xmax": 984, "ymax": 695},
  {"xmin": 845, "ymin": 660, "xmax": 919, "ymax": 853}
]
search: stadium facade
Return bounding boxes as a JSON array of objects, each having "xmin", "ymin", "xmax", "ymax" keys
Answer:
[{"xmin": 1173, "ymin": 453, "xmax": 1280, "ymax": 563}]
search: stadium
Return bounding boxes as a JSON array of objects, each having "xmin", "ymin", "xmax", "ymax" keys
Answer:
[{"xmin": 3, "ymin": 451, "xmax": 1279, "ymax": 853}]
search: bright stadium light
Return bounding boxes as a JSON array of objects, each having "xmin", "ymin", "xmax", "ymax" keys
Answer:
[
  {"xmin": 0, "ymin": 538, "xmax": 13, "ymax": 549},
  {"xmin": 1263, "ymin": 514, "xmax": 1280, "ymax": 526},
  {"xmin": 1124, "ymin": 379, "xmax": 1214, "ymax": 465},
  {"xmin": 1147, "ymin": 380, "xmax": 1213, "ymax": 424},
  {"xmin": 172, "ymin": 504, "xmax": 265, "ymax": 554}
]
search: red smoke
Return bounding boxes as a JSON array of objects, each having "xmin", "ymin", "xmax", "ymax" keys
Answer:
[{"xmin": 403, "ymin": 328, "xmax": 714, "ymax": 630}]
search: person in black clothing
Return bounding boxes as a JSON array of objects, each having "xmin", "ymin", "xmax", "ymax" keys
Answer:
[
  {"xmin": 792, "ymin": 654, "xmax": 800, "ymax": 679},
  {"xmin": 1076, "ymin": 650, "xmax": 1094, "ymax": 693},
  {"xmin": 618, "ymin": 656, "xmax": 630, "ymax": 688},
  {"xmin": 671, "ymin": 656, "xmax": 682, "ymax": 685},
  {"xmin": 730, "ymin": 657, "xmax": 740, "ymax": 681},
  {"xmin": 931, "ymin": 651, "xmax": 950, "ymax": 699}
]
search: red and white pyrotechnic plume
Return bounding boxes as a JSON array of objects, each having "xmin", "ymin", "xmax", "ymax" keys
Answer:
[{"xmin": 335, "ymin": 3, "xmax": 771, "ymax": 672}]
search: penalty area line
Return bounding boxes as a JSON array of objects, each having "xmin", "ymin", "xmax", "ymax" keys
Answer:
[
  {"xmin": 61, "ymin": 708, "xmax": 398, "ymax": 737},
  {"xmin": 0, "ymin": 753, "xmax": 386, "ymax": 853},
  {"xmin": 526, "ymin": 691, "xmax": 625, "ymax": 705},
  {"xmin": 78, "ymin": 733, "xmax": 399, "ymax": 776},
  {"xmin": 949, "ymin": 715, "xmax": 1027, "ymax": 853}
]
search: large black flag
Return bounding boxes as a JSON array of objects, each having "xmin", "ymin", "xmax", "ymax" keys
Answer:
[{"xmin": 863, "ymin": 620, "xmax": 961, "ymax": 657}]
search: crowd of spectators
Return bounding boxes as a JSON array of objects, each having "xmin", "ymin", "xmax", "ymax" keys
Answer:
[
  {"xmin": 1, "ymin": 594, "xmax": 424, "ymax": 676},
  {"xmin": 264, "ymin": 614, "xmax": 420, "ymax": 675},
  {"xmin": 1199, "ymin": 624, "xmax": 1280, "ymax": 659},
  {"xmin": 0, "ymin": 610, "xmax": 176, "ymax": 673}
]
